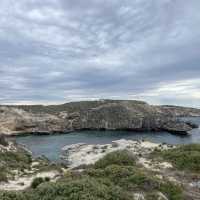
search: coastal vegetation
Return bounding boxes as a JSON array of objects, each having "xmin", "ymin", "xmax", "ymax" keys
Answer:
[
  {"xmin": 31, "ymin": 177, "xmax": 50, "ymax": 189},
  {"xmin": 152, "ymin": 143, "xmax": 200, "ymax": 172},
  {"xmin": 0, "ymin": 147, "xmax": 32, "ymax": 182},
  {"xmin": 0, "ymin": 150, "xmax": 185, "ymax": 200},
  {"xmin": 1, "ymin": 134, "xmax": 200, "ymax": 199}
]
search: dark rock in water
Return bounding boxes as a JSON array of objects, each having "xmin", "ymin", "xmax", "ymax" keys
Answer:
[
  {"xmin": 162, "ymin": 121, "xmax": 193, "ymax": 135},
  {"xmin": 0, "ymin": 100, "xmax": 198, "ymax": 136},
  {"xmin": 185, "ymin": 121, "xmax": 199, "ymax": 129}
]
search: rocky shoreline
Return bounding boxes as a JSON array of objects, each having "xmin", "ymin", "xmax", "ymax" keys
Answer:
[
  {"xmin": 61, "ymin": 139, "xmax": 173, "ymax": 168},
  {"xmin": 0, "ymin": 135, "xmax": 61, "ymax": 191},
  {"xmin": 60, "ymin": 139, "xmax": 200, "ymax": 199},
  {"xmin": 1, "ymin": 135, "xmax": 200, "ymax": 199},
  {"xmin": 0, "ymin": 100, "xmax": 199, "ymax": 136}
]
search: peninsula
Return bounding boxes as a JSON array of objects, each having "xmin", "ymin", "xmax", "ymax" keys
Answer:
[{"xmin": 0, "ymin": 100, "xmax": 199, "ymax": 136}]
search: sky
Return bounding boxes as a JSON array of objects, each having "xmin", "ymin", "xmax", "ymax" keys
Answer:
[{"xmin": 0, "ymin": 0, "xmax": 200, "ymax": 107}]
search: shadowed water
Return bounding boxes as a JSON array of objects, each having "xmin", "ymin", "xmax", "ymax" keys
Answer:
[{"xmin": 15, "ymin": 117, "xmax": 200, "ymax": 161}]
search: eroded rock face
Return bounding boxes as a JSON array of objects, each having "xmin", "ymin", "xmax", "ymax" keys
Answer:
[
  {"xmin": 0, "ymin": 134, "xmax": 8, "ymax": 146},
  {"xmin": 0, "ymin": 107, "xmax": 67, "ymax": 135},
  {"xmin": 0, "ymin": 100, "xmax": 198, "ymax": 135},
  {"xmin": 157, "ymin": 105, "xmax": 200, "ymax": 117},
  {"xmin": 162, "ymin": 121, "xmax": 193, "ymax": 135}
]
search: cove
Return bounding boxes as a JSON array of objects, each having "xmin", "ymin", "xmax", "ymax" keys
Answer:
[{"xmin": 15, "ymin": 117, "xmax": 200, "ymax": 162}]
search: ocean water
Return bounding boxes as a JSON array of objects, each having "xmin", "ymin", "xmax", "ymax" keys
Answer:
[{"xmin": 15, "ymin": 117, "xmax": 200, "ymax": 161}]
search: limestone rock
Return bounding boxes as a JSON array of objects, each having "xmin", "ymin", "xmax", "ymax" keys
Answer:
[
  {"xmin": 163, "ymin": 121, "xmax": 193, "ymax": 135},
  {"xmin": 61, "ymin": 139, "xmax": 171, "ymax": 168},
  {"xmin": 0, "ymin": 100, "xmax": 198, "ymax": 135}
]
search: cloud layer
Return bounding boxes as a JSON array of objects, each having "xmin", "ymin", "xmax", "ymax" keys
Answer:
[{"xmin": 0, "ymin": 0, "xmax": 200, "ymax": 107}]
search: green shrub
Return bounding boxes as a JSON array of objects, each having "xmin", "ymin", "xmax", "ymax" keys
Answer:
[
  {"xmin": 94, "ymin": 150, "xmax": 136, "ymax": 169},
  {"xmin": 160, "ymin": 182, "xmax": 183, "ymax": 200},
  {"xmin": 0, "ymin": 167, "xmax": 8, "ymax": 182},
  {"xmin": 35, "ymin": 177, "xmax": 132, "ymax": 200},
  {"xmin": 0, "ymin": 151, "xmax": 32, "ymax": 171},
  {"xmin": 0, "ymin": 150, "xmax": 184, "ymax": 200},
  {"xmin": 87, "ymin": 165, "xmax": 135, "ymax": 186},
  {"xmin": 0, "ymin": 191, "xmax": 27, "ymax": 200},
  {"xmin": 87, "ymin": 164, "xmax": 160, "ymax": 191},
  {"xmin": 0, "ymin": 143, "xmax": 32, "ymax": 183},
  {"xmin": 153, "ymin": 144, "xmax": 200, "ymax": 172},
  {"xmin": 126, "ymin": 172, "xmax": 159, "ymax": 191},
  {"xmin": 145, "ymin": 183, "xmax": 183, "ymax": 200},
  {"xmin": 31, "ymin": 177, "xmax": 45, "ymax": 189},
  {"xmin": 44, "ymin": 177, "xmax": 50, "ymax": 182},
  {"xmin": 31, "ymin": 177, "xmax": 50, "ymax": 189}
]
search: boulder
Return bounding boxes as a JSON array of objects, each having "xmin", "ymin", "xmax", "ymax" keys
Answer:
[
  {"xmin": 162, "ymin": 121, "xmax": 193, "ymax": 135},
  {"xmin": 0, "ymin": 134, "xmax": 8, "ymax": 146}
]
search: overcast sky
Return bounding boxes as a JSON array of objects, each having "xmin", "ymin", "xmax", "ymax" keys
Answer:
[{"xmin": 0, "ymin": 0, "xmax": 200, "ymax": 107}]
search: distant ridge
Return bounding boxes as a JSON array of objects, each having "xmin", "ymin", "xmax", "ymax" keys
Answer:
[{"xmin": 0, "ymin": 100, "xmax": 199, "ymax": 136}]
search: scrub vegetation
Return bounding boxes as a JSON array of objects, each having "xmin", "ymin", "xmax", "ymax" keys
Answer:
[
  {"xmin": 0, "ymin": 149, "xmax": 32, "ymax": 182},
  {"xmin": 0, "ymin": 150, "xmax": 184, "ymax": 200},
  {"xmin": 152, "ymin": 144, "xmax": 200, "ymax": 172}
]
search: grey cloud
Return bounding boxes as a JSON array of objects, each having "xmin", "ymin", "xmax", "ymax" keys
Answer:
[{"xmin": 0, "ymin": 0, "xmax": 200, "ymax": 107}]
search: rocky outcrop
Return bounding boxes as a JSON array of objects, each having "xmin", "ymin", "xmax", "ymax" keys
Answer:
[
  {"xmin": 157, "ymin": 105, "xmax": 200, "ymax": 117},
  {"xmin": 0, "ymin": 100, "xmax": 198, "ymax": 135},
  {"xmin": 162, "ymin": 121, "xmax": 194, "ymax": 135},
  {"xmin": 0, "ymin": 134, "xmax": 8, "ymax": 146},
  {"xmin": 61, "ymin": 139, "xmax": 172, "ymax": 168}
]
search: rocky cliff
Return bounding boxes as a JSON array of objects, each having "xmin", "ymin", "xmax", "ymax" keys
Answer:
[
  {"xmin": 0, "ymin": 100, "xmax": 199, "ymax": 136},
  {"xmin": 158, "ymin": 105, "xmax": 200, "ymax": 117}
]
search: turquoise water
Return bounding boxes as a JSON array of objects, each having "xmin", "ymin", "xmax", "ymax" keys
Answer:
[{"xmin": 15, "ymin": 117, "xmax": 200, "ymax": 161}]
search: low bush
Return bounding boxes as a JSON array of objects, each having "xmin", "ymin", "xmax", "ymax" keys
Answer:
[
  {"xmin": 35, "ymin": 177, "xmax": 132, "ymax": 200},
  {"xmin": 0, "ymin": 151, "xmax": 32, "ymax": 171},
  {"xmin": 94, "ymin": 150, "xmax": 136, "ymax": 169},
  {"xmin": 0, "ymin": 191, "xmax": 27, "ymax": 200},
  {"xmin": 31, "ymin": 177, "xmax": 51, "ymax": 189},
  {"xmin": 86, "ymin": 164, "xmax": 157, "ymax": 191},
  {"xmin": 0, "ymin": 167, "xmax": 8, "ymax": 182},
  {"xmin": 31, "ymin": 177, "xmax": 45, "ymax": 189},
  {"xmin": 0, "ymin": 149, "xmax": 32, "ymax": 182},
  {"xmin": 160, "ymin": 182, "xmax": 184, "ymax": 200},
  {"xmin": 153, "ymin": 144, "xmax": 200, "ymax": 172},
  {"xmin": 0, "ymin": 150, "xmax": 184, "ymax": 200},
  {"xmin": 1, "ymin": 177, "xmax": 132, "ymax": 200}
]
